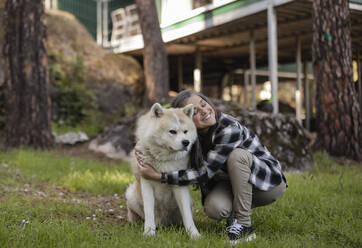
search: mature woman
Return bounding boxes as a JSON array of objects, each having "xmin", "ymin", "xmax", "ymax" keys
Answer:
[{"xmin": 137, "ymin": 90, "xmax": 287, "ymax": 244}]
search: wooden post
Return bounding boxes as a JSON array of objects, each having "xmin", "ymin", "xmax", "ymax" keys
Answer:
[
  {"xmin": 358, "ymin": 50, "xmax": 362, "ymax": 114},
  {"xmin": 45, "ymin": 0, "xmax": 50, "ymax": 9},
  {"xmin": 194, "ymin": 48, "xmax": 202, "ymax": 92},
  {"xmin": 250, "ymin": 30, "xmax": 256, "ymax": 109},
  {"xmin": 304, "ymin": 60, "xmax": 310, "ymax": 130},
  {"xmin": 244, "ymin": 71, "xmax": 249, "ymax": 106},
  {"xmin": 237, "ymin": 72, "xmax": 242, "ymax": 103},
  {"xmin": 103, "ymin": 0, "xmax": 109, "ymax": 46},
  {"xmin": 178, "ymin": 56, "xmax": 184, "ymax": 91},
  {"xmin": 97, "ymin": 0, "xmax": 102, "ymax": 46},
  {"xmin": 296, "ymin": 36, "xmax": 302, "ymax": 124},
  {"xmin": 52, "ymin": 0, "xmax": 57, "ymax": 9},
  {"xmin": 267, "ymin": 0, "xmax": 278, "ymax": 113},
  {"xmin": 229, "ymin": 73, "xmax": 233, "ymax": 101}
]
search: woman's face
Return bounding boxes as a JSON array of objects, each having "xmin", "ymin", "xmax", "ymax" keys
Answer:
[{"xmin": 185, "ymin": 94, "xmax": 216, "ymax": 131}]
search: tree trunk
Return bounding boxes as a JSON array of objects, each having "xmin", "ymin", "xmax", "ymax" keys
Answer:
[
  {"xmin": 312, "ymin": 0, "xmax": 362, "ymax": 161},
  {"xmin": 3, "ymin": 0, "xmax": 53, "ymax": 148},
  {"xmin": 134, "ymin": 0, "xmax": 169, "ymax": 102}
]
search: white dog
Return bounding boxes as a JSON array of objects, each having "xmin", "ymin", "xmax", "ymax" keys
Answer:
[{"xmin": 125, "ymin": 103, "xmax": 201, "ymax": 239}]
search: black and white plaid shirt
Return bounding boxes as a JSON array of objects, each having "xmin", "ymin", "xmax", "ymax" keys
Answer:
[{"xmin": 167, "ymin": 113, "xmax": 287, "ymax": 191}]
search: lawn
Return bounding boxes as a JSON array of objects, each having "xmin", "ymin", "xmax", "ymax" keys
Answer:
[{"xmin": 0, "ymin": 149, "xmax": 361, "ymax": 248}]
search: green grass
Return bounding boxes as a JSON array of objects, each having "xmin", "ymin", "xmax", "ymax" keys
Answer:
[
  {"xmin": 52, "ymin": 121, "xmax": 102, "ymax": 138},
  {"xmin": 51, "ymin": 111, "xmax": 114, "ymax": 138},
  {"xmin": 0, "ymin": 149, "xmax": 134, "ymax": 194},
  {"xmin": 0, "ymin": 150, "xmax": 361, "ymax": 247}
]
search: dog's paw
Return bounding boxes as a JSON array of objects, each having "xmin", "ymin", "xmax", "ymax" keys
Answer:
[
  {"xmin": 189, "ymin": 230, "xmax": 201, "ymax": 240},
  {"xmin": 143, "ymin": 228, "xmax": 156, "ymax": 237}
]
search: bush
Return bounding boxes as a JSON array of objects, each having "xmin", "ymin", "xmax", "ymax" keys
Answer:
[{"xmin": 48, "ymin": 53, "xmax": 96, "ymax": 127}]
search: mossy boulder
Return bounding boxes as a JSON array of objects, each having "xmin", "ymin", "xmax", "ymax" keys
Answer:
[
  {"xmin": 44, "ymin": 9, "xmax": 144, "ymax": 117},
  {"xmin": 0, "ymin": 7, "xmax": 144, "ymax": 124},
  {"xmin": 214, "ymin": 100, "xmax": 314, "ymax": 171},
  {"xmin": 45, "ymin": 10, "xmax": 143, "ymax": 91}
]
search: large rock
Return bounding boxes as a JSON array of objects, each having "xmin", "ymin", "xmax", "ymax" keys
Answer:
[
  {"xmin": 90, "ymin": 101, "xmax": 313, "ymax": 171},
  {"xmin": 45, "ymin": 9, "xmax": 144, "ymax": 114},
  {"xmin": 214, "ymin": 100, "xmax": 313, "ymax": 171},
  {"xmin": 45, "ymin": 10, "xmax": 144, "ymax": 89},
  {"xmin": 88, "ymin": 115, "xmax": 138, "ymax": 160},
  {"xmin": 0, "ymin": 7, "xmax": 144, "ymax": 115},
  {"xmin": 88, "ymin": 110, "xmax": 148, "ymax": 160},
  {"xmin": 55, "ymin": 131, "xmax": 89, "ymax": 145}
]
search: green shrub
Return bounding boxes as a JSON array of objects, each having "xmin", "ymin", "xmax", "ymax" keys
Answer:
[{"xmin": 48, "ymin": 53, "xmax": 96, "ymax": 127}]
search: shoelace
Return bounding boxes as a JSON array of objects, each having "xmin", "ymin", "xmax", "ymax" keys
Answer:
[{"xmin": 226, "ymin": 220, "xmax": 243, "ymax": 234}]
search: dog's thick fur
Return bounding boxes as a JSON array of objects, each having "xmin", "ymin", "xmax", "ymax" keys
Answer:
[{"xmin": 125, "ymin": 103, "xmax": 201, "ymax": 239}]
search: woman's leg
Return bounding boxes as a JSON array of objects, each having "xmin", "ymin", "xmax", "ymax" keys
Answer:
[
  {"xmin": 252, "ymin": 181, "xmax": 287, "ymax": 208},
  {"xmin": 226, "ymin": 148, "xmax": 254, "ymax": 227},
  {"xmin": 204, "ymin": 148, "xmax": 286, "ymax": 225},
  {"xmin": 203, "ymin": 181, "xmax": 233, "ymax": 221}
]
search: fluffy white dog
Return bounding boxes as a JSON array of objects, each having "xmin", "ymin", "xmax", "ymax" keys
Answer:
[{"xmin": 125, "ymin": 103, "xmax": 201, "ymax": 239}]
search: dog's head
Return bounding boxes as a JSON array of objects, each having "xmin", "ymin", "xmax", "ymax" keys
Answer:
[{"xmin": 137, "ymin": 103, "xmax": 197, "ymax": 153}]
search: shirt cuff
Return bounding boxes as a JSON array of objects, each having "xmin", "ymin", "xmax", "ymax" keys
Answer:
[{"xmin": 167, "ymin": 171, "xmax": 177, "ymax": 185}]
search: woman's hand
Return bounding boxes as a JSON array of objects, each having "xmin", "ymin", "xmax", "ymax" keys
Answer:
[
  {"xmin": 135, "ymin": 149, "xmax": 162, "ymax": 181},
  {"xmin": 138, "ymin": 162, "xmax": 162, "ymax": 181}
]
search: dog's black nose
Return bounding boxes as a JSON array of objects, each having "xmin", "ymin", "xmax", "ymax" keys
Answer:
[{"xmin": 182, "ymin": 140, "xmax": 190, "ymax": 147}]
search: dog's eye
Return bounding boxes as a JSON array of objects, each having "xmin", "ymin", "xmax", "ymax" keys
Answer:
[
  {"xmin": 169, "ymin": 130, "xmax": 177, "ymax": 134},
  {"xmin": 184, "ymin": 130, "xmax": 188, "ymax": 134}
]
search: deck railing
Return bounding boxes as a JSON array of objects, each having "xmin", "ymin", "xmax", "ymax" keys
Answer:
[{"xmin": 110, "ymin": 4, "xmax": 141, "ymax": 47}]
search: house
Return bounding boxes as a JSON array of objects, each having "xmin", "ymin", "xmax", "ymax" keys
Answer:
[{"xmin": 48, "ymin": 0, "xmax": 362, "ymax": 128}]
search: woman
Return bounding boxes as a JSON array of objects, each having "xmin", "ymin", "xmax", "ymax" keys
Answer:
[{"xmin": 136, "ymin": 90, "xmax": 287, "ymax": 244}]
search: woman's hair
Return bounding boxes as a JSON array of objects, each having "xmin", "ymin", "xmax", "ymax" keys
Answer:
[
  {"xmin": 171, "ymin": 90, "xmax": 221, "ymax": 172},
  {"xmin": 171, "ymin": 90, "xmax": 221, "ymax": 121}
]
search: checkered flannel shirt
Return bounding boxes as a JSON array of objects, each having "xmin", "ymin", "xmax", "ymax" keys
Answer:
[{"xmin": 167, "ymin": 113, "xmax": 287, "ymax": 191}]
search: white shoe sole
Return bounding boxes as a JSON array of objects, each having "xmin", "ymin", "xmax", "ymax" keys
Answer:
[{"xmin": 229, "ymin": 233, "xmax": 256, "ymax": 245}]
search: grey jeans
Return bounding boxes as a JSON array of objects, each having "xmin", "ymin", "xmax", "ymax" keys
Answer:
[{"xmin": 203, "ymin": 149, "xmax": 286, "ymax": 227}]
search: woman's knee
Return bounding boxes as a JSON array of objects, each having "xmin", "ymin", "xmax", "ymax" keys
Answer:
[
  {"xmin": 204, "ymin": 195, "xmax": 232, "ymax": 221},
  {"xmin": 227, "ymin": 149, "xmax": 253, "ymax": 170}
]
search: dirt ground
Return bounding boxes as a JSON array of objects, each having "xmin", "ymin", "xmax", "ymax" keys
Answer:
[{"xmin": 0, "ymin": 141, "xmax": 130, "ymax": 225}]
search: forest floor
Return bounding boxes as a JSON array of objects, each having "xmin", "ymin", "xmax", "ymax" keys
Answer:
[{"xmin": 0, "ymin": 146, "xmax": 361, "ymax": 248}]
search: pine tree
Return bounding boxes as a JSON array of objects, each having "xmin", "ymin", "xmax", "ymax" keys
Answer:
[
  {"xmin": 3, "ymin": 0, "xmax": 53, "ymax": 148},
  {"xmin": 135, "ymin": 0, "xmax": 169, "ymax": 102},
  {"xmin": 312, "ymin": 0, "xmax": 362, "ymax": 161}
]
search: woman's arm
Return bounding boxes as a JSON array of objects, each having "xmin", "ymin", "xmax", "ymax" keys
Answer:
[
  {"xmin": 134, "ymin": 147, "xmax": 199, "ymax": 185},
  {"xmin": 167, "ymin": 122, "xmax": 243, "ymax": 185}
]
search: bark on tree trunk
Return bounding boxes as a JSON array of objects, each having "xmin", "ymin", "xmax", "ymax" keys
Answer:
[
  {"xmin": 3, "ymin": 0, "xmax": 53, "ymax": 148},
  {"xmin": 134, "ymin": 0, "xmax": 169, "ymax": 102},
  {"xmin": 312, "ymin": 0, "xmax": 362, "ymax": 161}
]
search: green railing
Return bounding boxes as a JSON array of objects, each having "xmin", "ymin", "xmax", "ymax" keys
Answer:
[{"xmin": 58, "ymin": 0, "xmax": 134, "ymax": 40}]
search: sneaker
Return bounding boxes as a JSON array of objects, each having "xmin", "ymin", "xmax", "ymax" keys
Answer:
[
  {"xmin": 225, "ymin": 213, "xmax": 234, "ymax": 227},
  {"xmin": 226, "ymin": 219, "xmax": 256, "ymax": 244}
]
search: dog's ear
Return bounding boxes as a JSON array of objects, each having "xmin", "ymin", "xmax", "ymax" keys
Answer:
[
  {"xmin": 183, "ymin": 104, "xmax": 194, "ymax": 118},
  {"xmin": 151, "ymin": 103, "xmax": 164, "ymax": 118}
]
